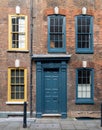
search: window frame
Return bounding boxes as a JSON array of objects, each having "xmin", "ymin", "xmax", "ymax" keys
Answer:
[
  {"xmin": 76, "ymin": 68, "xmax": 94, "ymax": 104},
  {"xmin": 8, "ymin": 15, "xmax": 28, "ymax": 51},
  {"xmin": 75, "ymin": 15, "xmax": 93, "ymax": 54},
  {"xmin": 48, "ymin": 15, "xmax": 66, "ymax": 53},
  {"xmin": 8, "ymin": 68, "xmax": 27, "ymax": 102}
]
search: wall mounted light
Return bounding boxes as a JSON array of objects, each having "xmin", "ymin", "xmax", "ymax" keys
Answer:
[
  {"xmin": 15, "ymin": 59, "xmax": 20, "ymax": 67},
  {"xmin": 54, "ymin": 6, "xmax": 59, "ymax": 14},
  {"xmin": 16, "ymin": 6, "xmax": 20, "ymax": 14},
  {"xmin": 82, "ymin": 7, "xmax": 87, "ymax": 15},
  {"xmin": 82, "ymin": 61, "xmax": 87, "ymax": 68}
]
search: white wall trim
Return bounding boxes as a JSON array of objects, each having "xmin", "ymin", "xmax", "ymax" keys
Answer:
[{"xmin": 6, "ymin": 102, "xmax": 28, "ymax": 105}]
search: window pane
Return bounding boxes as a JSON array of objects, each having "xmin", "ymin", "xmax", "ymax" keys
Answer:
[
  {"xmin": 21, "ymin": 93, "xmax": 24, "ymax": 99},
  {"xmin": 16, "ymin": 70, "xmax": 19, "ymax": 76},
  {"xmin": 49, "ymin": 15, "xmax": 65, "ymax": 50},
  {"xmin": 78, "ymin": 91, "xmax": 82, "ymax": 98},
  {"xmin": 87, "ymin": 92, "xmax": 91, "ymax": 98},
  {"xmin": 10, "ymin": 69, "xmax": 25, "ymax": 100},
  {"xmin": 11, "ymin": 16, "xmax": 26, "ymax": 49},
  {"xmin": 20, "ymin": 70, "xmax": 24, "ymax": 76},
  {"xmin": 11, "ymin": 86, "xmax": 15, "ymax": 91},
  {"xmin": 21, "ymin": 77, "xmax": 24, "ymax": 83},
  {"xmin": 20, "ymin": 86, "xmax": 24, "ymax": 91},
  {"xmin": 19, "ymin": 34, "xmax": 25, "ymax": 48},
  {"xmin": 55, "ymin": 18, "xmax": 58, "ymax": 25},
  {"xmin": 16, "ymin": 93, "xmax": 19, "ymax": 99},
  {"xmin": 11, "ymin": 77, "xmax": 15, "ymax": 83},
  {"xmin": 11, "ymin": 93, "xmax": 15, "ymax": 99},
  {"xmin": 11, "ymin": 70, "xmax": 15, "ymax": 76},
  {"xmin": 77, "ymin": 16, "xmax": 92, "ymax": 50},
  {"xmin": 55, "ymin": 26, "xmax": 58, "ymax": 33},
  {"xmin": 77, "ymin": 69, "xmax": 91, "ymax": 99},
  {"xmin": 59, "ymin": 18, "xmax": 63, "ymax": 26}
]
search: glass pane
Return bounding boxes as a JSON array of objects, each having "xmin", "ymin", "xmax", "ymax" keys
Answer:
[
  {"xmin": 83, "ymin": 86, "xmax": 86, "ymax": 91},
  {"xmin": 55, "ymin": 41, "xmax": 58, "ymax": 48},
  {"xmin": 50, "ymin": 35, "xmax": 54, "ymax": 41},
  {"xmin": 12, "ymin": 33, "xmax": 16, "ymax": 40},
  {"xmin": 16, "ymin": 93, "xmax": 19, "ymax": 99},
  {"xmin": 83, "ymin": 92, "xmax": 86, "ymax": 98},
  {"xmin": 16, "ymin": 86, "xmax": 19, "ymax": 91},
  {"xmin": 78, "ymin": 18, "xmax": 81, "ymax": 25},
  {"xmin": 55, "ymin": 18, "xmax": 58, "ymax": 25},
  {"xmin": 86, "ymin": 25, "xmax": 90, "ymax": 33},
  {"xmin": 59, "ymin": 41, "xmax": 63, "ymax": 48},
  {"xmin": 78, "ymin": 86, "xmax": 82, "ymax": 91},
  {"xmin": 12, "ymin": 25, "xmax": 15, "ymax": 32},
  {"xmin": 50, "ymin": 18, "xmax": 54, "ymax": 25},
  {"xmin": 11, "ymin": 70, "xmax": 15, "ymax": 76},
  {"xmin": 59, "ymin": 18, "xmax": 63, "ymax": 26},
  {"xmin": 11, "ymin": 93, "xmax": 15, "ymax": 99},
  {"xmin": 19, "ymin": 25, "xmax": 25, "ymax": 32},
  {"xmin": 50, "ymin": 41, "xmax": 55, "ymax": 48},
  {"xmin": 11, "ymin": 86, "xmax": 15, "ymax": 91},
  {"xmin": 21, "ymin": 77, "xmax": 24, "ymax": 83},
  {"xmin": 87, "ymin": 17, "xmax": 90, "ymax": 25},
  {"xmin": 21, "ymin": 93, "xmax": 24, "ymax": 99},
  {"xmin": 86, "ymin": 86, "xmax": 91, "ymax": 91},
  {"xmin": 11, "ymin": 77, "xmax": 15, "ymax": 83},
  {"xmin": 50, "ymin": 26, "xmax": 54, "ymax": 32},
  {"xmin": 78, "ymin": 92, "xmax": 82, "ymax": 98},
  {"xmin": 59, "ymin": 26, "xmax": 62, "ymax": 32},
  {"xmin": 16, "ymin": 70, "xmax": 19, "ymax": 76},
  {"xmin": 87, "ymin": 92, "xmax": 91, "ymax": 98},
  {"xmin": 16, "ymin": 77, "xmax": 19, "ymax": 83},
  {"xmin": 19, "ymin": 34, "xmax": 25, "ymax": 48},
  {"xmin": 78, "ymin": 35, "xmax": 81, "ymax": 41},
  {"xmin": 55, "ymin": 26, "xmax": 58, "ymax": 32},
  {"xmin": 78, "ymin": 26, "xmax": 81, "ymax": 33},
  {"xmin": 12, "ymin": 18, "xmax": 16, "ymax": 24},
  {"xmin": 20, "ymin": 70, "xmax": 24, "ymax": 76},
  {"xmin": 20, "ymin": 86, "xmax": 24, "ymax": 91}
]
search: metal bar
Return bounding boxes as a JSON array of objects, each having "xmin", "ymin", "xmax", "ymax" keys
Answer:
[
  {"xmin": 101, "ymin": 103, "xmax": 102, "ymax": 127},
  {"xmin": 23, "ymin": 102, "xmax": 27, "ymax": 128},
  {"xmin": 30, "ymin": 0, "xmax": 33, "ymax": 117}
]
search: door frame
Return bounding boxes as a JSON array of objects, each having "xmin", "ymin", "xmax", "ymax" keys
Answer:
[{"xmin": 36, "ymin": 61, "xmax": 67, "ymax": 118}]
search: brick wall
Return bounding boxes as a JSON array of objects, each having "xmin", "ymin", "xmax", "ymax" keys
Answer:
[
  {"xmin": 0, "ymin": 0, "xmax": 102, "ymax": 118},
  {"xmin": 32, "ymin": 0, "xmax": 102, "ymax": 118},
  {"xmin": 0, "ymin": 0, "xmax": 30, "ymax": 114}
]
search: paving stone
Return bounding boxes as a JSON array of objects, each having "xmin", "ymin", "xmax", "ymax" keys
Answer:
[
  {"xmin": 61, "ymin": 124, "xmax": 75, "ymax": 130},
  {"xmin": 75, "ymin": 125, "xmax": 88, "ymax": 130}
]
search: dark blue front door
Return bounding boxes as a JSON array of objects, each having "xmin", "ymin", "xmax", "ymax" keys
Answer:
[{"xmin": 44, "ymin": 68, "xmax": 59, "ymax": 113}]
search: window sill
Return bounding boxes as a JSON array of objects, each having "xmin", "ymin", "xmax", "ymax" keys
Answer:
[
  {"xmin": 76, "ymin": 50, "xmax": 94, "ymax": 54},
  {"xmin": 6, "ymin": 102, "xmax": 28, "ymax": 105},
  {"xmin": 75, "ymin": 99, "xmax": 94, "ymax": 104},
  {"xmin": 7, "ymin": 50, "xmax": 29, "ymax": 53}
]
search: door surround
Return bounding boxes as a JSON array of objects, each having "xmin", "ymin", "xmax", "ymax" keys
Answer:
[
  {"xmin": 36, "ymin": 61, "xmax": 67, "ymax": 118},
  {"xmin": 32, "ymin": 54, "xmax": 71, "ymax": 118}
]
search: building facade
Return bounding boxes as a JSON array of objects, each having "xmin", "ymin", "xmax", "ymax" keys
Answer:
[{"xmin": 0, "ymin": 0, "xmax": 102, "ymax": 118}]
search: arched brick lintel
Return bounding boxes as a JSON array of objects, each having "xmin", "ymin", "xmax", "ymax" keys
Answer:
[{"xmin": 44, "ymin": 7, "xmax": 67, "ymax": 16}]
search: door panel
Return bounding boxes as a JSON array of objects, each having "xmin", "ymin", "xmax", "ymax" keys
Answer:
[{"xmin": 44, "ymin": 68, "xmax": 59, "ymax": 113}]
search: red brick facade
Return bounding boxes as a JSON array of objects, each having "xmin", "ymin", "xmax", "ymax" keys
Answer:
[{"xmin": 0, "ymin": 0, "xmax": 102, "ymax": 118}]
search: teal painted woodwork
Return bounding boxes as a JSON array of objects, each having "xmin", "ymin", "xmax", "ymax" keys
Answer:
[
  {"xmin": 48, "ymin": 15, "xmax": 66, "ymax": 53},
  {"xmin": 44, "ymin": 69, "xmax": 60, "ymax": 113},
  {"xmin": 36, "ymin": 61, "xmax": 67, "ymax": 118},
  {"xmin": 75, "ymin": 15, "xmax": 93, "ymax": 54},
  {"xmin": 76, "ymin": 68, "xmax": 94, "ymax": 104}
]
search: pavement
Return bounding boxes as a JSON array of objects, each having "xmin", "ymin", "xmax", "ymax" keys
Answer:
[{"xmin": 0, "ymin": 117, "xmax": 102, "ymax": 130}]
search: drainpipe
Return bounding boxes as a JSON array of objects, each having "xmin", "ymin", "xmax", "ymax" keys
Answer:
[{"xmin": 30, "ymin": 0, "xmax": 33, "ymax": 117}]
